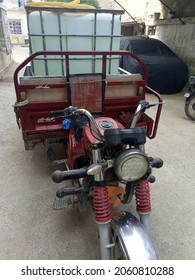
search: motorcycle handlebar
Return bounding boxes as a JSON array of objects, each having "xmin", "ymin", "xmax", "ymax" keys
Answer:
[
  {"xmin": 130, "ymin": 100, "xmax": 165, "ymax": 129},
  {"xmin": 51, "ymin": 106, "xmax": 104, "ymax": 139},
  {"xmin": 51, "ymin": 106, "xmax": 77, "ymax": 118},
  {"xmin": 51, "ymin": 101, "xmax": 164, "ymax": 138},
  {"xmin": 52, "ymin": 168, "xmax": 89, "ymax": 183}
]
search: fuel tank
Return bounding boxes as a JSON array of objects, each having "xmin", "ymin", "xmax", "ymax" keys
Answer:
[
  {"xmin": 83, "ymin": 117, "xmax": 124, "ymax": 145},
  {"xmin": 67, "ymin": 117, "xmax": 124, "ymax": 169}
]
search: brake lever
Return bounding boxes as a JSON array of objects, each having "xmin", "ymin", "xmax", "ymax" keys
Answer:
[
  {"xmin": 146, "ymin": 101, "xmax": 165, "ymax": 108},
  {"xmin": 130, "ymin": 100, "xmax": 165, "ymax": 129},
  {"xmin": 50, "ymin": 106, "xmax": 78, "ymax": 119},
  {"xmin": 63, "ymin": 106, "xmax": 77, "ymax": 116}
]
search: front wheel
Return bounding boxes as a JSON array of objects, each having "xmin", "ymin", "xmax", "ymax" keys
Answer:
[
  {"xmin": 110, "ymin": 211, "xmax": 157, "ymax": 260},
  {"xmin": 185, "ymin": 95, "xmax": 195, "ymax": 120}
]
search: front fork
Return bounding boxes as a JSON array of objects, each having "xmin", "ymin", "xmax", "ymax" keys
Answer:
[
  {"xmin": 135, "ymin": 179, "xmax": 151, "ymax": 234},
  {"xmin": 92, "ymin": 143, "xmax": 153, "ymax": 259},
  {"xmin": 91, "ymin": 143, "xmax": 112, "ymax": 260},
  {"xmin": 136, "ymin": 144, "xmax": 152, "ymax": 235}
]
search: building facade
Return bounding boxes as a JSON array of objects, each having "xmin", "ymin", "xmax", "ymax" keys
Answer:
[
  {"xmin": 99, "ymin": 0, "xmax": 195, "ymax": 75},
  {"xmin": 0, "ymin": 1, "xmax": 12, "ymax": 75},
  {"xmin": 5, "ymin": 0, "xmax": 28, "ymax": 45}
]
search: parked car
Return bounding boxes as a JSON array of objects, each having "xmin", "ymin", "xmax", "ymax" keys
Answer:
[{"xmin": 119, "ymin": 36, "xmax": 188, "ymax": 94}]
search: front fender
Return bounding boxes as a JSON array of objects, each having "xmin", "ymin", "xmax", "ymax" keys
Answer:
[
  {"xmin": 111, "ymin": 211, "xmax": 157, "ymax": 260},
  {"xmin": 185, "ymin": 90, "xmax": 195, "ymax": 102}
]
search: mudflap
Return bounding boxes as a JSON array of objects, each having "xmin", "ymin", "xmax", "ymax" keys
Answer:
[{"xmin": 111, "ymin": 211, "xmax": 157, "ymax": 260}]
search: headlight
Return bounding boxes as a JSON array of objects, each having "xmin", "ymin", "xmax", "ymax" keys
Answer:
[{"xmin": 114, "ymin": 149, "xmax": 149, "ymax": 182}]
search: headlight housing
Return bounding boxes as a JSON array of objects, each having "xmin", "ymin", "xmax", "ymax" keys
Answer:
[{"xmin": 114, "ymin": 149, "xmax": 149, "ymax": 182}]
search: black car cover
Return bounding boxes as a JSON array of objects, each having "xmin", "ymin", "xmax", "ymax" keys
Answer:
[{"xmin": 120, "ymin": 36, "xmax": 188, "ymax": 94}]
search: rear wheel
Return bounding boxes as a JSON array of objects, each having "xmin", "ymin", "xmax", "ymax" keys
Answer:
[{"xmin": 185, "ymin": 95, "xmax": 195, "ymax": 120}]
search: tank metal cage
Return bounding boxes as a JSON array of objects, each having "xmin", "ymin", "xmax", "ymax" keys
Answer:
[{"xmin": 25, "ymin": 6, "xmax": 125, "ymax": 76}]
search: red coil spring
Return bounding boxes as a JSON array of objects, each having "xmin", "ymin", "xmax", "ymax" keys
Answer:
[
  {"xmin": 93, "ymin": 186, "xmax": 111, "ymax": 223},
  {"xmin": 135, "ymin": 179, "xmax": 151, "ymax": 213}
]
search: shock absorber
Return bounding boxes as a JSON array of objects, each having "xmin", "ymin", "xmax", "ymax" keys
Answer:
[
  {"xmin": 135, "ymin": 179, "xmax": 151, "ymax": 234},
  {"xmin": 93, "ymin": 183, "xmax": 111, "ymax": 259},
  {"xmin": 91, "ymin": 142, "xmax": 111, "ymax": 259},
  {"xmin": 93, "ymin": 183, "xmax": 111, "ymax": 223},
  {"xmin": 135, "ymin": 179, "xmax": 151, "ymax": 213}
]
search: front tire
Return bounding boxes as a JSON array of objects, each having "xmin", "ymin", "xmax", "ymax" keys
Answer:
[{"xmin": 185, "ymin": 95, "xmax": 195, "ymax": 120}]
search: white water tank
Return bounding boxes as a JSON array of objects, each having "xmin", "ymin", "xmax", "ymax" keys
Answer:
[{"xmin": 28, "ymin": 10, "xmax": 122, "ymax": 75}]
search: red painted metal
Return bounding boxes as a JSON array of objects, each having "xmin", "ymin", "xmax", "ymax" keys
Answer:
[
  {"xmin": 146, "ymin": 86, "xmax": 163, "ymax": 139},
  {"xmin": 67, "ymin": 117, "xmax": 125, "ymax": 169},
  {"xmin": 83, "ymin": 117, "xmax": 124, "ymax": 147},
  {"xmin": 13, "ymin": 51, "xmax": 148, "ymax": 101},
  {"xmin": 13, "ymin": 50, "xmax": 161, "ymax": 149}
]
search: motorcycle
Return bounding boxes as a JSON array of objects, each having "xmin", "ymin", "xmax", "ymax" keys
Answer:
[
  {"xmin": 50, "ymin": 100, "xmax": 163, "ymax": 260},
  {"xmin": 184, "ymin": 75, "xmax": 195, "ymax": 121}
]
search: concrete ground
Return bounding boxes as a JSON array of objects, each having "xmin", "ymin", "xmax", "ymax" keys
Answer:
[{"xmin": 0, "ymin": 45, "xmax": 194, "ymax": 260}]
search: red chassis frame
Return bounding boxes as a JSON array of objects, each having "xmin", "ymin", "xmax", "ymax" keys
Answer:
[{"xmin": 13, "ymin": 51, "xmax": 163, "ymax": 150}]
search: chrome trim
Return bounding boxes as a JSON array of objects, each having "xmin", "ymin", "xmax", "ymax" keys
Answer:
[
  {"xmin": 111, "ymin": 211, "xmax": 157, "ymax": 260},
  {"xmin": 92, "ymin": 148, "xmax": 104, "ymax": 181},
  {"xmin": 114, "ymin": 149, "xmax": 149, "ymax": 182}
]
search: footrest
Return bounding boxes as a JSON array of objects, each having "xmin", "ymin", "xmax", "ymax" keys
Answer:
[
  {"xmin": 53, "ymin": 195, "xmax": 77, "ymax": 209},
  {"xmin": 53, "ymin": 186, "xmax": 81, "ymax": 209}
]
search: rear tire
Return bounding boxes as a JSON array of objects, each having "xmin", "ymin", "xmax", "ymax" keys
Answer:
[{"xmin": 185, "ymin": 95, "xmax": 195, "ymax": 120}]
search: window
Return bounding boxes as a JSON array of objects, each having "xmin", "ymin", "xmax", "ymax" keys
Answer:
[{"xmin": 9, "ymin": 20, "xmax": 22, "ymax": 35}]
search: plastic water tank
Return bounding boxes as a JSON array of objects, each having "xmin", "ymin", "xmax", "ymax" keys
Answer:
[{"xmin": 28, "ymin": 11, "xmax": 121, "ymax": 75}]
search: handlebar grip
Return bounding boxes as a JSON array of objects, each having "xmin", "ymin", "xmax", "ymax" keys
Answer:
[
  {"xmin": 52, "ymin": 168, "xmax": 89, "ymax": 183},
  {"xmin": 149, "ymin": 157, "xmax": 163, "ymax": 168}
]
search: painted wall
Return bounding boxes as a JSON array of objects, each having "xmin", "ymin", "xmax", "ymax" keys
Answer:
[
  {"xmin": 146, "ymin": 0, "xmax": 195, "ymax": 19},
  {"xmin": 147, "ymin": 0, "xmax": 195, "ymax": 75},
  {"xmin": 5, "ymin": 0, "xmax": 28, "ymax": 45},
  {"xmin": 0, "ymin": 50, "xmax": 12, "ymax": 74},
  {"xmin": 0, "ymin": 4, "xmax": 12, "ymax": 75},
  {"xmin": 99, "ymin": 0, "xmax": 147, "ymax": 22},
  {"xmin": 8, "ymin": 9, "xmax": 28, "ymax": 44},
  {"xmin": 99, "ymin": 0, "xmax": 195, "ymax": 75}
]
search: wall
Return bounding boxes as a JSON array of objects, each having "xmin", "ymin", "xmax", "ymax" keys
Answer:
[
  {"xmin": 5, "ymin": 0, "xmax": 28, "ymax": 45},
  {"xmin": 99, "ymin": 0, "xmax": 195, "ymax": 75},
  {"xmin": 8, "ymin": 9, "xmax": 28, "ymax": 45},
  {"xmin": 98, "ymin": 0, "xmax": 147, "ymax": 22},
  {"xmin": 146, "ymin": 0, "xmax": 195, "ymax": 75},
  {"xmin": 0, "ymin": 4, "xmax": 12, "ymax": 75},
  {"xmin": 154, "ymin": 17, "xmax": 195, "ymax": 75},
  {"xmin": 0, "ymin": 50, "xmax": 12, "ymax": 74},
  {"xmin": 146, "ymin": 0, "xmax": 195, "ymax": 19},
  {"xmin": 98, "ymin": 0, "xmax": 147, "ymax": 36}
]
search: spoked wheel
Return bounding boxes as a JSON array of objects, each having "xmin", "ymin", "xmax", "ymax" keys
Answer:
[{"xmin": 185, "ymin": 95, "xmax": 195, "ymax": 120}]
